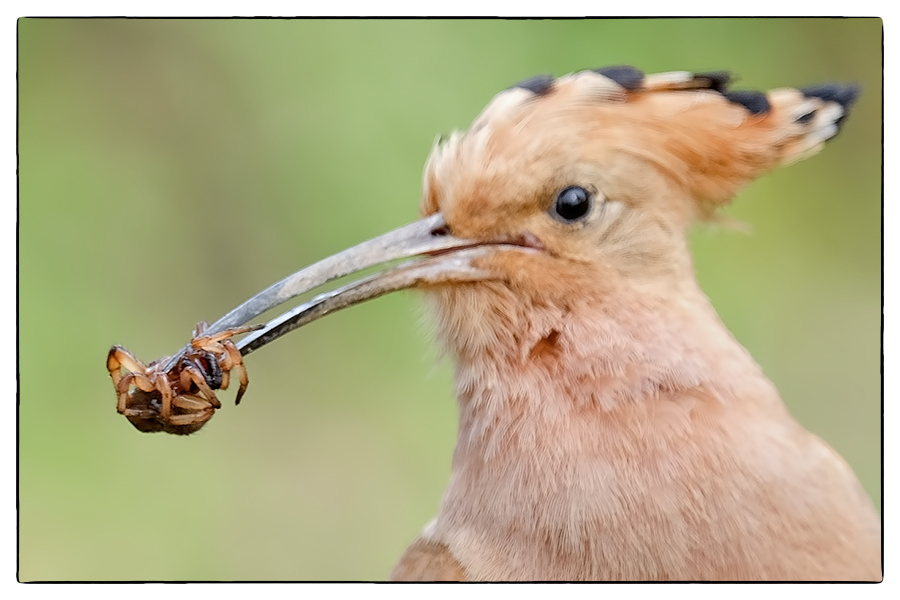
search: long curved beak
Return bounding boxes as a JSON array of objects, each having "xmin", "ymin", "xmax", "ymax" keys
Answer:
[{"xmin": 163, "ymin": 213, "xmax": 536, "ymax": 369}]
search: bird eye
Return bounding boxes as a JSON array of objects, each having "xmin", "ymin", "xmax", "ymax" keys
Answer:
[{"xmin": 551, "ymin": 186, "xmax": 593, "ymax": 223}]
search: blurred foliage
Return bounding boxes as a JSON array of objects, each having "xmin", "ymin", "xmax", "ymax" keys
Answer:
[{"xmin": 18, "ymin": 18, "xmax": 881, "ymax": 581}]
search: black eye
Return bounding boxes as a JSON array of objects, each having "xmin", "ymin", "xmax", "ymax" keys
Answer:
[{"xmin": 551, "ymin": 186, "xmax": 593, "ymax": 223}]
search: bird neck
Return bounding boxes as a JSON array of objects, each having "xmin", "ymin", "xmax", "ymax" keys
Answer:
[{"xmin": 437, "ymin": 275, "xmax": 771, "ymax": 418}]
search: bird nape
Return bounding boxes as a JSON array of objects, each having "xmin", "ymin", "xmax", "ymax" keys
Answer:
[{"xmin": 107, "ymin": 66, "xmax": 880, "ymax": 581}]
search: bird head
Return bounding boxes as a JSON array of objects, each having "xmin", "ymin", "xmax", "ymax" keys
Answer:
[{"xmin": 412, "ymin": 66, "xmax": 858, "ymax": 360}]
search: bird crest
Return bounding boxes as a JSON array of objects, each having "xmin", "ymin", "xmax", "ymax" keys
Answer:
[{"xmin": 424, "ymin": 66, "xmax": 859, "ymax": 223}]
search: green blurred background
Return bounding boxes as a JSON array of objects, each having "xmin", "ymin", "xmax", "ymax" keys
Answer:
[{"xmin": 18, "ymin": 18, "xmax": 882, "ymax": 581}]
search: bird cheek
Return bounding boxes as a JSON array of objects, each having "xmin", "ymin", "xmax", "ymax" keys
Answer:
[{"xmin": 474, "ymin": 250, "xmax": 607, "ymax": 304}]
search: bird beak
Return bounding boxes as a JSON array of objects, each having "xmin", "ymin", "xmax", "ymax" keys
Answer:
[{"xmin": 163, "ymin": 212, "xmax": 537, "ymax": 368}]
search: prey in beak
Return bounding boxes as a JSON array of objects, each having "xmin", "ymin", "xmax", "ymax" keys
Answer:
[{"xmin": 107, "ymin": 211, "xmax": 541, "ymax": 434}]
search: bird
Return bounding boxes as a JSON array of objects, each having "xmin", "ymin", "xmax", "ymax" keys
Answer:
[{"xmin": 198, "ymin": 65, "xmax": 882, "ymax": 580}]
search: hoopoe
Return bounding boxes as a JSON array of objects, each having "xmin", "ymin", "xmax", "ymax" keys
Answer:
[{"xmin": 179, "ymin": 66, "xmax": 882, "ymax": 580}]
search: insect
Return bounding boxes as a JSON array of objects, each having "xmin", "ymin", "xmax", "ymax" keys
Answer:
[{"xmin": 106, "ymin": 321, "xmax": 262, "ymax": 435}]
